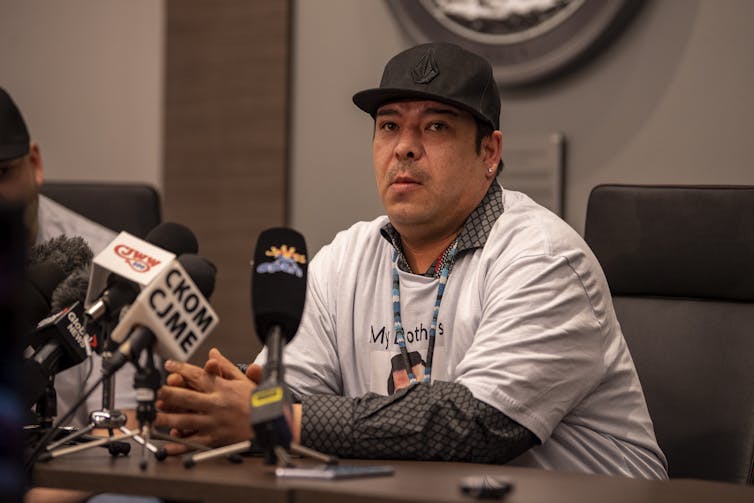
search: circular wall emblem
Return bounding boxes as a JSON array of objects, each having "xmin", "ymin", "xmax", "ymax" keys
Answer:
[{"xmin": 387, "ymin": 0, "xmax": 640, "ymax": 88}]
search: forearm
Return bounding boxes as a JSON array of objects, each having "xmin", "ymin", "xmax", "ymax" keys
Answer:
[{"xmin": 299, "ymin": 381, "xmax": 537, "ymax": 464}]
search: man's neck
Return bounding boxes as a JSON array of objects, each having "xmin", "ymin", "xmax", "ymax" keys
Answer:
[{"xmin": 400, "ymin": 230, "xmax": 459, "ymax": 274}]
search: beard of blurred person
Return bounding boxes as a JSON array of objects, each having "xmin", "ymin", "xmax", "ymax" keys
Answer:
[
  {"xmin": 0, "ymin": 142, "xmax": 43, "ymax": 247},
  {"xmin": 1, "ymin": 87, "xmax": 44, "ymax": 248}
]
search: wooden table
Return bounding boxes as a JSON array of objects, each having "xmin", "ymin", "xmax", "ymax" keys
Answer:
[{"xmin": 32, "ymin": 450, "xmax": 754, "ymax": 503}]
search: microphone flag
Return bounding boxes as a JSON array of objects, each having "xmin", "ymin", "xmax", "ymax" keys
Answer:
[
  {"xmin": 84, "ymin": 231, "xmax": 176, "ymax": 312},
  {"xmin": 110, "ymin": 259, "xmax": 219, "ymax": 362}
]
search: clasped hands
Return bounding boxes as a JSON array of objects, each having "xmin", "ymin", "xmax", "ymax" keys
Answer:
[{"xmin": 154, "ymin": 347, "xmax": 263, "ymax": 456}]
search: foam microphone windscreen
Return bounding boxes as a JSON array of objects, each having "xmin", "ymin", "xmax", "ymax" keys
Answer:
[
  {"xmin": 146, "ymin": 222, "xmax": 199, "ymax": 255},
  {"xmin": 50, "ymin": 265, "xmax": 90, "ymax": 313},
  {"xmin": 27, "ymin": 235, "xmax": 92, "ymax": 276},
  {"xmin": 251, "ymin": 228, "xmax": 308, "ymax": 343}
]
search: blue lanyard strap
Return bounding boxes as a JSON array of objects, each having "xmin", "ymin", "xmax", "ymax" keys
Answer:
[{"xmin": 391, "ymin": 240, "xmax": 457, "ymax": 385}]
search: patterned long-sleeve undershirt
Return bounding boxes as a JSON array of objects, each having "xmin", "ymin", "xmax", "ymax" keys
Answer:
[{"xmin": 301, "ymin": 380, "xmax": 538, "ymax": 464}]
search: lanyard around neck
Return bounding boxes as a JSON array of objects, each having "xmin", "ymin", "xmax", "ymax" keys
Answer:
[{"xmin": 391, "ymin": 240, "xmax": 457, "ymax": 385}]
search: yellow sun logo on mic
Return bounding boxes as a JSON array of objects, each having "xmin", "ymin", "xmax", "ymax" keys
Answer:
[
  {"xmin": 256, "ymin": 245, "xmax": 307, "ymax": 278},
  {"xmin": 265, "ymin": 245, "xmax": 307, "ymax": 264}
]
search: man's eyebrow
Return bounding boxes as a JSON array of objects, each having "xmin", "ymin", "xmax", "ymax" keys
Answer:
[{"xmin": 375, "ymin": 108, "xmax": 400, "ymax": 117}]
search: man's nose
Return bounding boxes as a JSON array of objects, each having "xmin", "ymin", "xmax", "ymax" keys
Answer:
[{"xmin": 394, "ymin": 130, "xmax": 423, "ymax": 161}]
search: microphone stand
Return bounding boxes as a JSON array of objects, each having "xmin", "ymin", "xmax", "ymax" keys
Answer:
[
  {"xmin": 183, "ymin": 327, "xmax": 337, "ymax": 469},
  {"xmin": 129, "ymin": 345, "xmax": 166, "ymax": 469},
  {"xmin": 45, "ymin": 321, "xmax": 150, "ymax": 459},
  {"xmin": 115, "ymin": 334, "xmax": 217, "ymax": 470}
]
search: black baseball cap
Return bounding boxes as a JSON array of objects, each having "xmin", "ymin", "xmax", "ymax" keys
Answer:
[
  {"xmin": 0, "ymin": 87, "xmax": 30, "ymax": 162},
  {"xmin": 353, "ymin": 42, "xmax": 500, "ymax": 130}
]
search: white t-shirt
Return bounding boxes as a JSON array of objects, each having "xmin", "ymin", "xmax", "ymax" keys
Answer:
[
  {"xmin": 263, "ymin": 187, "xmax": 667, "ymax": 479},
  {"xmin": 35, "ymin": 195, "xmax": 138, "ymax": 428}
]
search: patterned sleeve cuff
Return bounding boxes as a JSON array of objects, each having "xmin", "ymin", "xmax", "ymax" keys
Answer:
[{"xmin": 300, "ymin": 394, "xmax": 354, "ymax": 455}]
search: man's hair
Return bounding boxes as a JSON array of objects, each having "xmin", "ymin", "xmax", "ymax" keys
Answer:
[
  {"xmin": 473, "ymin": 118, "xmax": 493, "ymax": 154},
  {"xmin": 474, "ymin": 117, "xmax": 504, "ymax": 174}
]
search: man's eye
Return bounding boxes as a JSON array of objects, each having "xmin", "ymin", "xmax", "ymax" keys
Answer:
[
  {"xmin": 427, "ymin": 122, "xmax": 447, "ymax": 132},
  {"xmin": 0, "ymin": 167, "xmax": 10, "ymax": 179},
  {"xmin": 379, "ymin": 122, "xmax": 397, "ymax": 132}
]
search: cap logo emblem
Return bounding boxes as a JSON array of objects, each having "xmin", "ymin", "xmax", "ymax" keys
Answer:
[{"xmin": 411, "ymin": 49, "xmax": 439, "ymax": 84}]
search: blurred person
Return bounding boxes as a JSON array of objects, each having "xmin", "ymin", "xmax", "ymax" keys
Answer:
[{"xmin": 1, "ymin": 87, "xmax": 142, "ymax": 503}]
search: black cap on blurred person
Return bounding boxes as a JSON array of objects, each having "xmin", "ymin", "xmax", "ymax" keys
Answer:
[{"xmin": 0, "ymin": 87, "xmax": 31, "ymax": 162}]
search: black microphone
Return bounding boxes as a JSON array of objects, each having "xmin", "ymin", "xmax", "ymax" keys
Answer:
[
  {"xmin": 23, "ymin": 262, "xmax": 67, "ymax": 343},
  {"xmin": 85, "ymin": 222, "xmax": 200, "ymax": 323},
  {"xmin": 22, "ymin": 258, "xmax": 97, "ymax": 409},
  {"xmin": 24, "ymin": 234, "xmax": 93, "ymax": 333},
  {"xmin": 23, "ymin": 236, "xmax": 93, "ymax": 348},
  {"xmin": 22, "ymin": 301, "xmax": 91, "ymax": 409},
  {"xmin": 252, "ymin": 228, "xmax": 308, "ymax": 346},
  {"xmin": 50, "ymin": 265, "xmax": 90, "ymax": 314},
  {"xmin": 249, "ymin": 228, "xmax": 308, "ymax": 461}
]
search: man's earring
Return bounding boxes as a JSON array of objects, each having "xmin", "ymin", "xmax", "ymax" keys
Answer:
[{"xmin": 488, "ymin": 167, "xmax": 495, "ymax": 173}]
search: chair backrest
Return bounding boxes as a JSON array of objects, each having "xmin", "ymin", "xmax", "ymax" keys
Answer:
[
  {"xmin": 41, "ymin": 181, "xmax": 161, "ymax": 238},
  {"xmin": 584, "ymin": 184, "xmax": 754, "ymax": 484}
]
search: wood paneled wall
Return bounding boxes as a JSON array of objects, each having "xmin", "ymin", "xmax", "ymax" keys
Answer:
[{"xmin": 164, "ymin": 0, "xmax": 291, "ymax": 363}]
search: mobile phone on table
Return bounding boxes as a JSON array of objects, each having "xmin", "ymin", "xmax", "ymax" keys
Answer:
[{"xmin": 275, "ymin": 464, "xmax": 394, "ymax": 480}]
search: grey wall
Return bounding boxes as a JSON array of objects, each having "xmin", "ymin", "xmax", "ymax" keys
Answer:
[
  {"xmin": 0, "ymin": 0, "xmax": 164, "ymax": 189},
  {"xmin": 291, "ymin": 0, "xmax": 754, "ymax": 252}
]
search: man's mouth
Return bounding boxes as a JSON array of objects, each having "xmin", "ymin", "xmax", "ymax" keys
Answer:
[{"xmin": 391, "ymin": 175, "xmax": 420, "ymax": 186}]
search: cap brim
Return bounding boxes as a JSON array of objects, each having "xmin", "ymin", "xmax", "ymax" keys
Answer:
[{"xmin": 353, "ymin": 88, "xmax": 495, "ymax": 129}]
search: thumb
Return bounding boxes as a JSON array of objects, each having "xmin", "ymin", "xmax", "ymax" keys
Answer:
[{"xmin": 245, "ymin": 363, "xmax": 264, "ymax": 384}]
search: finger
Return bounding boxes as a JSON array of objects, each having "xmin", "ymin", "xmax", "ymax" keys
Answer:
[
  {"xmin": 166, "ymin": 372, "xmax": 187, "ymax": 388},
  {"xmin": 164, "ymin": 360, "xmax": 214, "ymax": 392},
  {"xmin": 163, "ymin": 442, "xmax": 189, "ymax": 456},
  {"xmin": 170, "ymin": 427, "xmax": 196, "ymax": 438},
  {"xmin": 206, "ymin": 347, "xmax": 246, "ymax": 380},
  {"xmin": 154, "ymin": 410, "xmax": 214, "ymax": 433},
  {"xmin": 246, "ymin": 363, "xmax": 264, "ymax": 384},
  {"xmin": 157, "ymin": 386, "xmax": 214, "ymax": 414},
  {"xmin": 155, "ymin": 398, "xmax": 191, "ymax": 414}
]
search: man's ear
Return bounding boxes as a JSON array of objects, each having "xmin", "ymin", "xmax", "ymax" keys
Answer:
[
  {"xmin": 28, "ymin": 141, "xmax": 44, "ymax": 188},
  {"xmin": 482, "ymin": 131, "xmax": 503, "ymax": 177}
]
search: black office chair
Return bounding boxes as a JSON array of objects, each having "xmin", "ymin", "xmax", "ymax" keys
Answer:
[
  {"xmin": 584, "ymin": 184, "xmax": 754, "ymax": 484},
  {"xmin": 41, "ymin": 181, "xmax": 161, "ymax": 238}
]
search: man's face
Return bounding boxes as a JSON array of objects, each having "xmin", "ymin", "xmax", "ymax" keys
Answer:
[
  {"xmin": 0, "ymin": 143, "xmax": 43, "ymax": 243},
  {"xmin": 372, "ymin": 100, "xmax": 499, "ymax": 242}
]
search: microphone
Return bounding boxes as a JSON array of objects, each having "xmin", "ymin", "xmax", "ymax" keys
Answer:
[
  {"xmin": 23, "ymin": 236, "xmax": 93, "ymax": 348},
  {"xmin": 252, "ymin": 228, "xmax": 308, "ymax": 346},
  {"xmin": 23, "ymin": 262, "xmax": 67, "ymax": 342},
  {"xmin": 50, "ymin": 265, "xmax": 90, "ymax": 314},
  {"xmin": 103, "ymin": 254, "xmax": 218, "ymax": 376},
  {"xmin": 22, "ymin": 301, "xmax": 91, "ymax": 409},
  {"xmin": 22, "ymin": 259, "xmax": 96, "ymax": 409},
  {"xmin": 249, "ymin": 228, "xmax": 308, "ymax": 460},
  {"xmin": 85, "ymin": 222, "xmax": 199, "ymax": 323},
  {"xmin": 23, "ymin": 235, "xmax": 93, "ymax": 332}
]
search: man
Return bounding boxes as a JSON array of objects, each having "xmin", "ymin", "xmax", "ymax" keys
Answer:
[
  {"xmin": 1, "ymin": 87, "xmax": 140, "ymax": 502},
  {"xmin": 156, "ymin": 43, "xmax": 668, "ymax": 479}
]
